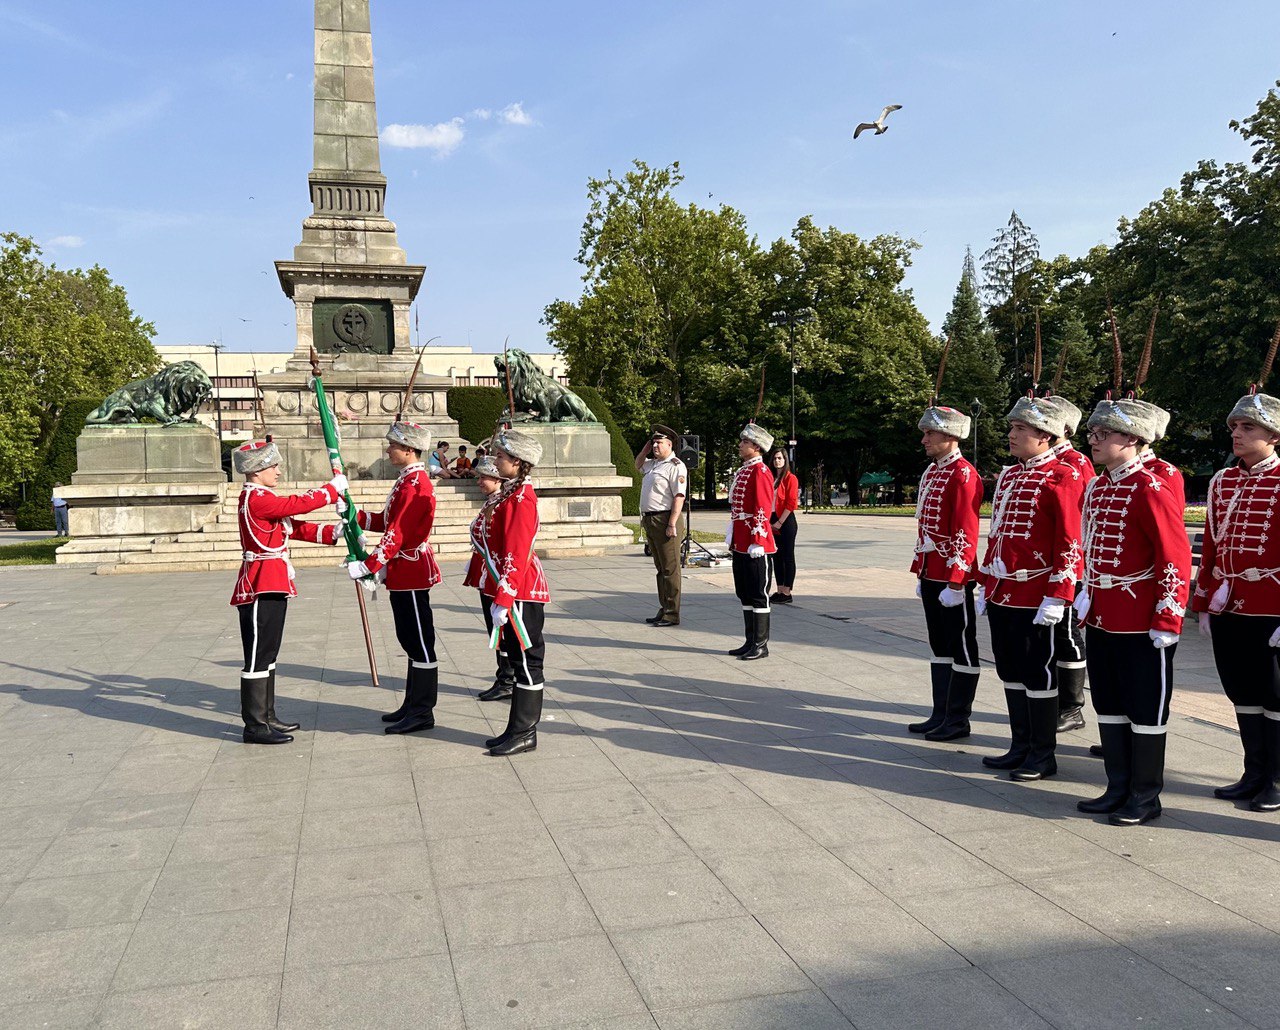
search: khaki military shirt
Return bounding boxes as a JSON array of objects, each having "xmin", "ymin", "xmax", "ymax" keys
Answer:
[{"xmin": 641, "ymin": 456, "xmax": 688, "ymax": 514}]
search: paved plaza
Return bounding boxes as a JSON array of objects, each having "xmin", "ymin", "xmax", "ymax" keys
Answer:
[{"xmin": 1, "ymin": 515, "xmax": 1278, "ymax": 1029}]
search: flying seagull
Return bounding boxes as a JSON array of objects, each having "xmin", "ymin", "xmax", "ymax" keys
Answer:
[{"xmin": 853, "ymin": 104, "xmax": 902, "ymax": 139}]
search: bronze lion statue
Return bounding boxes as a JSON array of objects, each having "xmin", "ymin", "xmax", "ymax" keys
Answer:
[
  {"xmin": 495, "ymin": 349, "xmax": 597, "ymax": 423},
  {"xmin": 86, "ymin": 361, "xmax": 214, "ymax": 425}
]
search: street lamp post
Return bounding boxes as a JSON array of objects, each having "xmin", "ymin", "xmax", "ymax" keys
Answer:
[
  {"xmin": 210, "ymin": 341, "xmax": 225, "ymax": 451},
  {"xmin": 770, "ymin": 307, "xmax": 813, "ymax": 468},
  {"xmin": 970, "ymin": 398, "xmax": 983, "ymax": 472}
]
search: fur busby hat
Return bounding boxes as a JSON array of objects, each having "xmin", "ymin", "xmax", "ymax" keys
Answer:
[
  {"xmin": 233, "ymin": 438, "xmax": 281, "ymax": 475},
  {"xmin": 1087, "ymin": 398, "xmax": 1169, "ymax": 445},
  {"xmin": 473, "ymin": 456, "xmax": 504, "ymax": 480},
  {"xmin": 739, "ymin": 422, "xmax": 774, "ymax": 453},
  {"xmin": 494, "ymin": 428, "xmax": 543, "ymax": 467},
  {"xmin": 386, "ymin": 421, "xmax": 431, "ymax": 453},
  {"xmin": 917, "ymin": 405, "xmax": 971, "ymax": 440},
  {"xmin": 1038, "ymin": 395, "xmax": 1083, "ymax": 438},
  {"xmin": 1227, "ymin": 392, "xmax": 1280, "ymax": 437},
  {"xmin": 1005, "ymin": 396, "xmax": 1057, "ymax": 436}
]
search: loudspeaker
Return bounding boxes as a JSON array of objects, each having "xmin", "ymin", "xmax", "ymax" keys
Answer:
[{"xmin": 678, "ymin": 435, "xmax": 700, "ymax": 470}]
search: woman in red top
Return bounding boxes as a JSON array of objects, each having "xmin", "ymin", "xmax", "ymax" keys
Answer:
[
  {"xmin": 769, "ymin": 449, "xmax": 800, "ymax": 603},
  {"xmin": 464, "ymin": 428, "xmax": 550, "ymax": 756}
]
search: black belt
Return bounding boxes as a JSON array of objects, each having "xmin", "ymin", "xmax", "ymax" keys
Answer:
[{"xmin": 643, "ymin": 509, "xmax": 672, "ymax": 516}]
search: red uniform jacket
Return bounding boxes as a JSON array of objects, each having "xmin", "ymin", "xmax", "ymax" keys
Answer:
[
  {"xmin": 981, "ymin": 450, "xmax": 1085, "ymax": 609},
  {"xmin": 911, "ymin": 449, "xmax": 982, "ymax": 586},
  {"xmin": 773, "ymin": 471, "xmax": 799, "ymax": 517},
  {"xmin": 463, "ymin": 480, "xmax": 551, "ymax": 609},
  {"xmin": 230, "ymin": 482, "xmax": 340, "ymax": 606},
  {"xmin": 729, "ymin": 459, "xmax": 777, "ymax": 554},
  {"xmin": 1082, "ymin": 452, "xmax": 1191, "ymax": 634},
  {"xmin": 355, "ymin": 463, "xmax": 441, "ymax": 591},
  {"xmin": 1192, "ymin": 453, "xmax": 1280, "ymax": 617},
  {"xmin": 1052, "ymin": 441, "xmax": 1098, "ymax": 484}
]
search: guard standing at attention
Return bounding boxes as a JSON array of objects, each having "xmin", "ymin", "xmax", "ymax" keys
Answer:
[
  {"xmin": 635, "ymin": 424, "xmax": 687, "ymax": 627},
  {"xmin": 344, "ymin": 421, "xmax": 442, "ymax": 735},
  {"xmin": 726, "ymin": 423, "xmax": 777, "ymax": 661},
  {"xmin": 1076, "ymin": 396, "xmax": 1190, "ymax": 825},
  {"xmin": 468, "ymin": 456, "xmax": 518, "ymax": 703},
  {"xmin": 978, "ymin": 396, "xmax": 1085, "ymax": 781},
  {"xmin": 910, "ymin": 403, "xmax": 983, "ymax": 741},
  {"xmin": 1193, "ymin": 387, "xmax": 1280, "ymax": 813},
  {"xmin": 231, "ymin": 439, "xmax": 347, "ymax": 744}
]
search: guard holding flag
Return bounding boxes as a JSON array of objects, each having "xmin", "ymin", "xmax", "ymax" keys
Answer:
[
  {"xmin": 230, "ymin": 439, "xmax": 347, "ymax": 744},
  {"xmin": 345, "ymin": 421, "xmax": 442, "ymax": 735}
]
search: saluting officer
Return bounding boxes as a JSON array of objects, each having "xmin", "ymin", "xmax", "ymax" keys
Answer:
[
  {"xmin": 230, "ymin": 439, "xmax": 346, "ymax": 744},
  {"xmin": 910, "ymin": 403, "xmax": 983, "ymax": 741},
  {"xmin": 1076, "ymin": 397, "xmax": 1190, "ymax": 825},
  {"xmin": 635, "ymin": 424, "xmax": 688, "ymax": 627},
  {"xmin": 345, "ymin": 421, "xmax": 442, "ymax": 735},
  {"xmin": 1193, "ymin": 389, "xmax": 1280, "ymax": 813},
  {"xmin": 978, "ymin": 397, "xmax": 1085, "ymax": 780}
]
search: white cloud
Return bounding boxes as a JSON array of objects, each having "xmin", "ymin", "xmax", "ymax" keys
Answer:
[
  {"xmin": 471, "ymin": 108, "xmax": 492, "ymax": 120},
  {"xmin": 46, "ymin": 235, "xmax": 85, "ymax": 249},
  {"xmin": 285, "ymin": 72, "xmax": 295, "ymax": 81},
  {"xmin": 381, "ymin": 118, "xmax": 465, "ymax": 156},
  {"xmin": 499, "ymin": 102, "xmax": 533, "ymax": 126}
]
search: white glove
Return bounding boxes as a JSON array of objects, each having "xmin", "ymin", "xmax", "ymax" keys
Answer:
[
  {"xmin": 1199, "ymin": 613, "xmax": 1212, "ymax": 637},
  {"xmin": 1268, "ymin": 625, "xmax": 1280, "ymax": 648},
  {"xmin": 724, "ymin": 524, "xmax": 733, "ymax": 548},
  {"xmin": 975, "ymin": 584, "xmax": 987, "ymax": 616},
  {"xmin": 490, "ymin": 602, "xmax": 510, "ymax": 628},
  {"xmin": 1033, "ymin": 597, "xmax": 1066, "ymax": 627},
  {"xmin": 747, "ymin": 544, "xmax": 765, "ymax": 558},
  {"xmin": 335, "ymin": 496, "xmax": 349, "ymax": 515},
  {"xmin": 938, "ymin": 586, "xmax": 965, "ymax": 608},
  {"xmin": 1149, "ymin": 630, "xmax": 1179, "ymax": 649},
  {"xmin": 914, "ymin": 581, "xmax": 922, "ymax": 599},
  {"xmin": 330, "ymin": 473, "xmax": 349, "ymax": 495},
  {"xmin": 346, "ymin": 559, "xmax": 370, "ymax": 580},
  {"xmin": 1208, "ymin": 581, "xmax": 1229, "ymax": 613},
  {"xmin": 1073, "ymin": 591, "xmax": 1091, "ymax": 620}
]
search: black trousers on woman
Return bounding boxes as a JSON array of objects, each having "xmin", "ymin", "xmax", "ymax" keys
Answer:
[
  {"xmin": 490, "ymin": 601, "xmax": 547, "ymax": 753},
  {"xmin": 773, "ymin": 516, "xmax": 798, "ymax": 590}
]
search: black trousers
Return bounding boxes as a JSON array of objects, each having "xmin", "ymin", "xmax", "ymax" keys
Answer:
[
  {"xmin": 732, "ymin": 552, "xmax": 773, "ymax": 611},
  {"xmin": 920, "ymin": 580, "xmax": 980, "ymax": 670},
  {"xmin": 238, "ymin": 594, "xmax": 288, "ymax": 678},
  {"xmin": 773, "ymin": 516, "xmax": 798, "ymax": 589},
  {"xmin": 1086, "ymin": 627, "xmax": 1174, "ymax": 730},
  {"xmin": 390, "ymin": 589, "xmax": 438, "ymax": 670},
  {"xmin": 481, "ymin": 591, "xmax": 516, "ymax": 685},
  {"xmin": 1053, "ymin": 589, "xmax": 1087, "ymax": 707},
  {"xmin": 987, "ymin": 602, "xmax": 1055, "ymax": 696},
  {"xmin": 1209, "ymin": 612, "xmax": 1280, "ymax": 713},
  {"xmin": 497, "ymin": 601, "xmax": 546, "ymax": 687}
]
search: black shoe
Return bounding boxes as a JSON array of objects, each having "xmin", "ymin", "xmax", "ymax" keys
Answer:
[
  {"xmin": 1089, "ymin": 744, "xmax": 1105, "ymax": 757},
  {"xmin": 385, "ymin": 712, "xmax": 436, "ymax": 735},
  {"xmin": 485, "ymin": 731, "xmax": 510, "ymax": 749},
  {"xmin": 1108, "ymin": 731, "xmax": 1166, "ymax": 825},
  {"xmin": 983, "ymin": 750, "xmax": 1026, "ymax": 769},
  {"xmin": 267, "ymin": 715, "xmax": 301, "ymax": 733},
  {"xmin": 645, "ymin": 612, "xmax": 665, "ymax": 624},
  {"xmin": 1011, "ymin": 760, "xmax": 1056, "ymax": 782},
  {"xmin": 242, "ymin": 676, "xmax": 292, "ymax": 745},
  {"xmin": 264, "ymin": 671, "xmax": 301, "ymax": 733},
  {"xmin": 1078, "ymin": 723, "xmax": 1131, "ymax": 813},
  {"xmin": 478, "ymin": 683, "xmax": 514, "ymax": 702},
  {"xmin": 1251, "ymin": 785, "xmax": 1280, "ymax": 812},
  {"xmin": 739, "ymin": 642, "xmax": 769, "ymax": 660},
  {"xmin": 243, "ymin": 725, "xmax": 292, "ymax": 745},
  {"xmin": 1109, "ymin": 801, "xmax": 1162, "ymax": 826},
  {"xmin": 775, "ymin": 594, "xmax": 793, "ymax": 604},
  {"xmin": 768, "ymin": 592, "xmax": 785, "ymax": 602},
  {"xmin": 1056, "ymin": 707, "xmax": 1086, "ymax": 733},
  {"xmin": 925, "ymin": 724, "xmax": 970, "ymax": 742},
  {"xmin": 736, "ymin": 611, "xmax": 770, "ymax": 660},
  {"xmin": 1249, "ymin": 714, "xmax": 1280, "ymax": 811},
  {"xmin": 1011, "ymin": 694, "xmax": 1059, "ymax": 782},
  {"xmin": 652, "ymin": 617, "xmax": 680, "ymax": 627},
  {"xmin": 984, "ymin": 686, "xmax": 1031, "ymax": 769},
  {"xmin": 381, "ymin": 704, "xmax": 409, "ymax": 723},
  {"xmin": 489, "ymin": 728, "xmax": 537, "ymax": 756}
]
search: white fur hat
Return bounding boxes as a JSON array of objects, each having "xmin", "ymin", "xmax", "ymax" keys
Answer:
[
  {"xmin": 1038, "ymin": 395, "xmax": 1084, "ymax": 438},
  {"xmin": 233, "ymin": 439, "xmax": 281, "ymax": 475},
  {"xmin": 1227, "ymin": 392, "xmax": 1280, "ymax": 436},
  {"xmin": 473, "ymin": 456, "xmax": 504, "ymax": 480},
  {"xmin": 1087, "ymin": 398, "xmax": 1170, "ymax": 444},
  {"xmin": 386, "ymin": 421, "xmax": 432, "ymax": 452},
  {"xmin": 918, "ymin": 405, "xmax": 971, "ymax": 439},
  {"xmin": 740, "ymin": 422, "xmax": 774, "ymax": 452},
  {"xmin": 494, "ymin": 428, "xmax": 543, "ymax": 467},
  {"xmin": 1005, "ymin": 396, "xmax": 1057, "ymax": 435}
]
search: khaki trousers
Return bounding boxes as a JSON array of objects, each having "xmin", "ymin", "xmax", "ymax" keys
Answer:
[{"xmin": 642, "ymin": 512, "xmax": 682, "ymax": 618}]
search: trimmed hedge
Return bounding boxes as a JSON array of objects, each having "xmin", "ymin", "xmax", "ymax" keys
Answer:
[
  {"xmin": 443, "ymin": 384, "xmax": 642, "ymax": 516},
  {"xmin": 15, "ymin": 397, "xmax": 103, "ymax": 531}
]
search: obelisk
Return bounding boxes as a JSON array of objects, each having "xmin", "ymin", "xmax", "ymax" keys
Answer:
[{"xmin": 275, "ymin": 0, "xmax": 425, "ymax": 362}]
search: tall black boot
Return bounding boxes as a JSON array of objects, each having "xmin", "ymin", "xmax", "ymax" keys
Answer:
[
  {"xmin": 385, "ymin": 665, "xmax": 437, "ymax": 735},
  {"xmin": 908, "ymin": 661, "xmax": 951, "ymax": 734},
  {"xmin": 478, "ymin": 651, "xmax": 516, "ymax": 702},
  {"xmin": 740, "ymin": 611, "xmax": 770, "ymax": 661},
  {"xmin": 983, "ymin": 686, "xmax": 1030, "ymax": 769},
  {"xmin": 382, "ymin": 661, "xmax": 413, "ymax": 722},
  {"xmin": 1055, "ymin": 663, "xmax": 1087, "ymax": 733},
  {"xmin": 1249, "ymin": 714, "xmax": 1280, "ymax": 812},
  {"xmin": 488, "ymin": 684, "xmax": 543, "ymax": 756},
  {"xmin": 265, "ymin": 670, "xmax": 300, "ymax": 733},
  {"xmin": 727, "ymin": 611, "xmax": 754, "ymax": 657},
  {"xmin": 1214, "ymin": 710, "xmax": 1268, "ymax": 800},
  {"xmin": 1012, "ymin": 694, "xmax": 1059, "ymax": 780},
  {"xmin": 242, "ymin": 676, "xmax": 291, "ymax": 745},
  {"xmin": 926, "ymin": 669, "xmax": 979, "ymax": 742},
  {"xmin": 1109, "ymin": 731, "xmax": 1166, "ymax": 825},
  {"xmin": 1078, "ymin": 722, "xmax": 1133, "ymax": 813}
]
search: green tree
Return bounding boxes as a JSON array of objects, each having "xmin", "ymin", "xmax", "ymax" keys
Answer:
[
  {"xmin": 0, "ymin": 233, "xmax": 158, "ymax": 496},
  {"xmin": 981, "ymin": 210, "xmax": 1040, "ymax": 394}
]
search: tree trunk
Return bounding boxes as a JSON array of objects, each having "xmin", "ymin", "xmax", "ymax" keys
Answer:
[
  {"xmin": 847, "ymin": 454, "xmax": 861, "ymax": 506},
  {"xmin": 703, "ymin": 432, "xmax": 717, "ymax": 504}
]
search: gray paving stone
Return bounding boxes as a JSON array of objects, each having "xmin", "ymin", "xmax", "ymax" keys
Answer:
[
  {"xmin": 630, "ymin": 771, "xmax": 759, "ymax": 817},
  {"xmin": 575, "ymin": 858, "xmax": 745, "ymax": 931},
  {"xmin": 0, "ymin": 868, "xmax": 158, "ymax": 931},
  {"xmin": 439, "ymin": 873, "xmax": 601, "ymax": 949},
  {"xmin": 94, "ymin": 975, "xmax": 280, "ymax": 1029},
  {"xmin": 653, "ymin": 990, "xmax": 853, "ymax": 1030},
  {"xmin": 530, "ymin": 782, "xmax": 658, "ymax": 828},
  {"xmin": 833, "ymin": 832, "xmax": 1012, "ymax": 897},
  {"xmin": 550, "ymin": 818, "xmax": 696, "ymax": 873},
  {"xmin": 773, "ymin": 796, "xmax": 934, "ymax": 847},
  {"xmin": 167, "ymin": 813, "xmax": 302, "ymax": 865},
  {"xmin": 300, "ymin": 801, "xmax": 424, "ymax": 852},
  {"xmin": 428, "ymin": 827, "xmax": 571, "ymax": 889},
  {"xmin": 707, "ymin": 845, "xmax": 881, "ymax": 914},
  {"xmin": 184, "ymin": 780, "xmax": 306, "ymax": 824},
  {"xmin": 663, "ymin": 804, "xmax": 814, "ymax": 857},
  {"xmin": 826, "ymin": 967, "xmax": 1053, "ymax": 1029},
  {"xmin": 294, "ymin": 841, "xmax": 432, "ymax": 902},
  {"xmin": 0, "ymin": 773, "xmax": 106, "ymax": 810},
  {"xmin": 0, "ymin": 995, "xmax": 101, "ymax": 1029},
  {"xmin": 452, "ymin": 933, "xmax": 646, "ymax": 1029},
  {"xmin": 421, "ymin": 792, "xmax": 545, "ymax": 841},
  {"xmin": 415, "ymin": 759, "xmax": 525, "ymax": 801},
  {"xmin": 280, "ymin": 956, "xmax": 464, "ymax": 1029},
  {"xmin": 0, "ymin": 923, "xmax": 133, "ymax": 1005},
  {"xmin": 66, "ymin": 792, "xmax": 195, "ymax": 833},
  {"xmin": 306, "ymin": 743, "xmax": 409, "ymax": 780},
  {"xmin": 285, "ymin": 890, "xmax": 447, "ymax": 969},
  {"xmin": 144, "ymin": 854, "xmax": 295, "ymax": 917},
  {"xmin": 112, "ymin": 906, "xmax": 289, "ymax": 991},
  {"xmin": 28, "ymin": 825, "xmax": 180, "ymax": 879},
  {"xmin": 611, "ymin": 916, "xmax": 810, "ymax": 1009},
  {"xmin": 948, "ymin": 823, "xmax": 1132, "ymax": 880},
  {"xmin": 304, "ymin": 770, "xmax": 417, "ymax": 812}
]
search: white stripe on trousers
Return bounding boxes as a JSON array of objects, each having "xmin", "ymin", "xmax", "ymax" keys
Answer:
[{"xmin": 410, "ymin": 590, "xmax": 438, "ymax": 669}]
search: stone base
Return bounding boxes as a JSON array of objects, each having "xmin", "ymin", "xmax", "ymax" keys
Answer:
[{"xmin": 72, "ymin": 425, "xmax": 223, "ymax": 485}]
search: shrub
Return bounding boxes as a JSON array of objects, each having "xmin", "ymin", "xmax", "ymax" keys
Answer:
[
  {"xmin": 15, "ymin": 397, "xmax": 102, "ymax": 531},
  {"xmin": 446, "ymin": 386, "xmax": 507, "ymax": 445},
  {"xmin": 572, "ymin": 385, "xmax": 642, "ymax": 516}
]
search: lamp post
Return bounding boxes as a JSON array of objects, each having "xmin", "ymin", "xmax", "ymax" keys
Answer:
[
  {"xmin": 770, "ymin": 307, "xmax": 814, "ymax": 467},
  {"xmin": 970, "ymin": 398, "xmax": 983, "ymax": 472},
  {"xmin": 210, "ymin": 340, "xmax": 225, "ymax": 451}
]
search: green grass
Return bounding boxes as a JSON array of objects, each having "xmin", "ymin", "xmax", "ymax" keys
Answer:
[
  {"xmin": 623, "ymin": 522, "xmax": 725, "ymax": 546},
  {"xmin": 805, "ymin": 504, "xmax": 996, "ymax": 517},
  {"xmin": 0, "ymin": 538, "xmax": 67, "ymax": 566}
]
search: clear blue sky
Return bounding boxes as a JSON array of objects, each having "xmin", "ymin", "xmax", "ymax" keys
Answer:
[{"xmin": 4, "ymin": 0, "xmax": 1278, "ymax": 356}]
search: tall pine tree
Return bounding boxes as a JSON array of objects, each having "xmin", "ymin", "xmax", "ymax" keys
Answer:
[{"xmin": 981, "ymin": 211, "xmax": 1040, "ymax": 396}]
